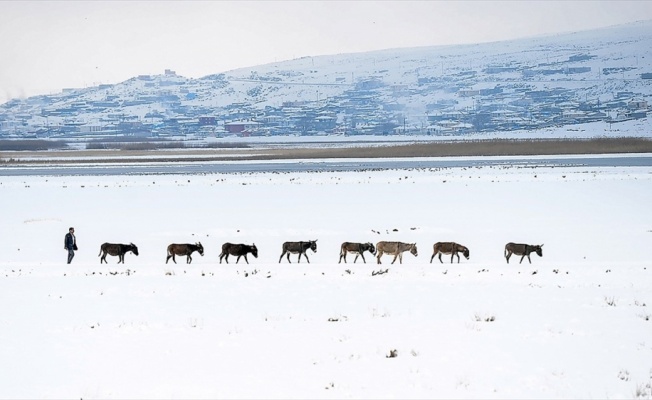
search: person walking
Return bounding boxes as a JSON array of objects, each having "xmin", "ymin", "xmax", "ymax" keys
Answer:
[{"xmin": 64, "ymin": 227, "xmax": 77, "ymax": 264}]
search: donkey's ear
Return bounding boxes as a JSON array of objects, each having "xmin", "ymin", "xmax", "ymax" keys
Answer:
[{"xmin": 540, "ymin": 244, "xmax": 544, "ymax": 247}]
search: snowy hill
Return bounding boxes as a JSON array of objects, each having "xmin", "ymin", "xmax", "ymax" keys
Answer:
[{"xmin": 1, "ymin": 20, "xmax": 651, "ymax": 138}]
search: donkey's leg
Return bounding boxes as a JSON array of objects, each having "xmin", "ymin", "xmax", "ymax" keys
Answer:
[
  {"xmin": 377, "ymin": 251, "xmax": 383, "ymax": 264},
  {"xmin": 391, "ymin": 253, "xmax": 398, "ymax": 264},
  {"xmin": 360, "ymin": 253, "xmax": 366, "ymax": 263},
  {"xmin": 519, "ymin": 254, "xmax": 525, "ymax": 264},
  {"xmin": 304, "ymin": 253, "xmax": 310, "ymax": 263},
  {"xmin": 527, "ymin": 254, "xmax": 532, "ymax": 264}
]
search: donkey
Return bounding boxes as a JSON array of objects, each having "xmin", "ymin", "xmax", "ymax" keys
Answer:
[
  {"xmin": 219, "ymin": 243, "xmax": 258, "ymax": 264},
  {"xmin": 279, "ymin": 240, "xmax": 317, "ymax": 263},
  {"xmin": 376, "ymin": 241, "xmax": 418, "ymax": 264},
  {"xmin": 339, "ymin": 242, "xmax": 376, "ymax": 264},
  {"xmin": 98, "ymin": 242, "xmax": 139, "ymax": 264},
  {"xmin": 505, "ymin": 242, "xmax": 543, "ymax": 264},
  {"xmin": 430, "ymin": 242, "xmax": 470, "ymax": 264},
  {"xmin": 166, "ymin": 242, "xmax": 204, "ymax": 264}
]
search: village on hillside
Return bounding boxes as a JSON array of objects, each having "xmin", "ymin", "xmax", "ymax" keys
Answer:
[{"xmin": 1, "ymin": 22, "xmax": 651, "ymax": 140}]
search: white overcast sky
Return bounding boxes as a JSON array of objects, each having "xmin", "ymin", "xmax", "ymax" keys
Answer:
[{"xmin": 1, "ymin": 0, "xmax": 652, "ymax": 104}]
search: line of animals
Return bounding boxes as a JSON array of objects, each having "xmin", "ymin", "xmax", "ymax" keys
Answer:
[{"xmin": 97, "ymin": 241, "xmax": 544, "ymax": 265}]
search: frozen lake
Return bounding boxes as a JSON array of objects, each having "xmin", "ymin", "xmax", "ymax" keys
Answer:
[{"xmin": 2, "ymin": 154, "xmax": 652, "ymax": 176}]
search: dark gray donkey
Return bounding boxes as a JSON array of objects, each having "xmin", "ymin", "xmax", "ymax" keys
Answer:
[
  {"xmin": 166, "ymin": 242, "xmax": 204, "ymax": 264},
  {"xmin": 279, "ymin": 240, "xmax": 317, "ymax": 263},
  {"xmin": 504, "ymin": 242, "xmax": 543, "ymax": 264},
  {"xmin": 430, "ymin": 242, "xmax": 470, "ymax": 264},
  {"xmin": 219, "ymin": 243, "xmax": 258, "ymax": 264},
  {"xmin": 375, "ymin": 241, "xmax": 418, "ymax": 264},
  {"xmin": 339, "ymin": 242, "xmax": 376, "ymax": 264},
  {"xmin": 98, "ymin": 242, "xmax": 139, "ymax": 264}
]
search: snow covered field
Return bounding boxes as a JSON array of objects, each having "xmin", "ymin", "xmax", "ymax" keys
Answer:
[{"xmin": 1, "ymin": 162, "xmax": 651, "ymax": 399}]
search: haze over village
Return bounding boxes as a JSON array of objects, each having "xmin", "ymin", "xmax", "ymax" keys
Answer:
[{"xmin": 1, "ymin": 20, "xmax": 651, "ymax": 140}]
